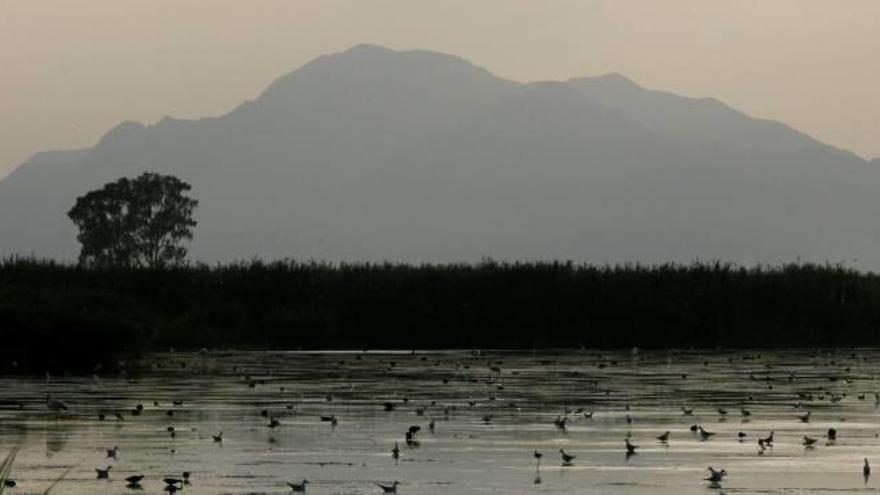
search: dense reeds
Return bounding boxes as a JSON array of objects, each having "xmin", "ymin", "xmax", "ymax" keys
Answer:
[{"xmin": 2, "ymin": 258, "xmax": 880, "ymax": 373}]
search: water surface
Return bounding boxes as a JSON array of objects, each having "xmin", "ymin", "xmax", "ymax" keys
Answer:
[{"xmin": 2, "ymin": 349, "xmax": 880, "ymax": 494}]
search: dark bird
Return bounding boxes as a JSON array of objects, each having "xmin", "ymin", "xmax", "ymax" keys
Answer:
[
  {"xmin": 125, "ymin": 475, "xmax": 144, "ymax": 485},
  {"xmin": 213, "ymin": 431, "xmax": 223, "ymax": 442},
  {"xmin": 803, "ymin": 436, "xmax": 818, "ymax": 446},
  {"xmin": 428, "ymin": 419, "xmax": 435, "ymax": 433},
  {"xmin": 583, "ymin": 411, "xmax": 594, "ymax": 419},
  {"xmin": 3, "ymin": 480, "xmax": 15, "ymax": 488},
  {"xmin": 114, "ymin": 412, "xmax": 125, "ymax": 421},
  {"xmin": 182, "ymin": 471, "xmax": 190, "ymax": 484},
  {"xmin": 553, "ymin": 416, "xmax": 568, "ymax": 430},
  {"xmin": 699, "ymin": 427, "xmax": 715, "ymax": 440},
  {"xmin": 46, "ymin": 395, "xmax": 69, "ymax": 412},
  {"xmin": 657, "ymin": 431, "xmax": 670, "ymax": 442},
  {"xmin": 288, "ymin": 479, "xmax": 309, "ymax": 492},
  {"xmin": 95, "ymin": 466, "xmax": 112, "ymax": 479},
  {"xmin": 107, "ymin": 446, "xmax": 119, "ymax": 458},
  {"xmin": 534, "ymin": 450, "xmax": 543, "ymax": 464},
  {"xmin": 559, "ymin": 449, "xmax": 576, "ymax": 465},
  {"xmin": 865, "ymin": 458, "xmax": 871, "ymax": 478},
  {"xmin": 625, "ymin": 438, "xmax": 638, "ymax": 454},
  {"xmin": 828, "ymin": 428, "xmax": 838, "ymax": 440},
  {"xmin": 377, "ymin": 481, "xmax": 400, "ymax": 493},
  {"xmin": 392, "ymin": 442, "xmax": 400, "ymax": 460},
  {"xmin": 681, "ymin": 407, "xmax": 693, "ymax": 416},
  {"xmin": 705, "ymin": 467, "xmax": 727, "ymax": 483},
  {"xmin": 268, "ymin": 417, "xmax": 281, "ymax": 428}
]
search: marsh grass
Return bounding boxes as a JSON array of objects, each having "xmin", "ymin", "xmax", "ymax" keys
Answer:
[{"xmin": 3, "ymin": 257, "xmax": 880, "ymax": 373}]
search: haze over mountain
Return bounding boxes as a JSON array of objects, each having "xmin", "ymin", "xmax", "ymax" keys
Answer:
[{"xmin": 1, "ymin": 44, "xmax": 878, "ymax": 266}]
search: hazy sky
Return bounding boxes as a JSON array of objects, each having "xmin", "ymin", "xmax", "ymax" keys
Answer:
[{"xmin": 1, "ymin": 0, "xmax": 878, "ymax": 178}]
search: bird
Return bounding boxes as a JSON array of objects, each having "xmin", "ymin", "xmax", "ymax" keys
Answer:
[
  {"xmin": 559, "ymin": 449, "xmax": 576, "ymax": 465},
  {"xmin": 125, "ymin": 475, "xmax": 144, "ymax": 486},
  {"xmin": 3, "ymin": 480, "xmax": 15, "ymax": 488},
  {"xmin": 392, "ymin": 442, "xmax": 400, "ymax": 460},
  {"xmin": 798, "ymin": 411, "xmax": 811, "ymax": 423},
  {"xmin": 740, "ymin": 407, "xmax": 751, "ymax": 417},
  {"xmin": 828, "ymin": 428, "xmax": 838, "ymax": 440},
  {"xmin": 717, "ymin": 408, "xmax": 728, "ymax": 416},
  {"xmin": 865, "ymin": 458, "xmax": 871, "ymax": 478},
  {"xmin": 737, "ymin": 431, "xmax": 747, "ymax": 441},
  {"xmin": 183, "ymin": 471, "xmax": 191, "ymax": 484},
  {"xmin": 681, "ymin": 407, "xmax": 694, "ymax": 416},
  {"xmin": 377, "ymin": 481, "xmax": 400, "ymax": 493},
  {"xmin": 760, "ymin": 431, "xmax": 774, "ymax": 447},
  {"xmin": 803, "ymin": 436, "xmax": 818, "ymax": 446},
  {"xmin": 288, "ymin": 479, "xmax": 309, "ymax": 492},
  {"xmin": 705, "ymin": 466, "xmax": 727, "ymax": 483},
  {"xmin": 95, "ymin": 466, "xmax": 112, "ymax": 479},
  {"xmin": 657, "ymin": 431, "xmax": 670, "ymax": 442},
  {"xmin": 553, "ymin": 416, "xmax": 568, "ymax": 430},
  {"xmin": 46, "ymin": 395, "xmax": 69, "ymax": 412},
  {"xmin": 213, "ymin": 431, "xmax": 223, "ymax": 442},
  {"xmin": 625, "ymin": 438, "xmax": 638, "ymax": 455},
  {"xmin": 428, "ymin": 419, "xmax": 436, "ymax": 433},
  {"xmin": 383, "ymin": 402, "xmax": 396, "ymax": 411},
  {"xmin": 268, "ymin": 417, "xmax": 281, "ymax": 428},
  {"xmin": 164, "ymin": 478, "xmax": 183, "ymax": 487},
  {"xmin": 534, "ymin": 450, "xmax": 543, "ymax": 465},
  {"xmin": 583, "ymin": 411, "xmax": 594, "ymax": 419},
  {"xmin": 699, "ymin": 427, "xmax": 715, "ymax": 440},
  {"xmin": 106, "ymin": 446, "xmax": 119, "ymax": 458}
]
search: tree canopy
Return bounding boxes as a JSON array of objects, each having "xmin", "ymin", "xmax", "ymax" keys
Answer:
[{"xmin": 68, "ymin": 172, "xmax": 197, "ymax": 267}]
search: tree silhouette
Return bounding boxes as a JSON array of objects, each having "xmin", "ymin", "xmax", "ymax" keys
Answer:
[{"xmin": 68, "ymin": 172, "xmax": 197, "ymax": 267}]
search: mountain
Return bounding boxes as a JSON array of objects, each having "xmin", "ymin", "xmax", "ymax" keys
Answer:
[{"xmin": 1, "ymin": 44, "xmax": 878, "ymax": 266}]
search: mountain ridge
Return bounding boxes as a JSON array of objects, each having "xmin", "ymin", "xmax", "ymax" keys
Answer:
[{"xmin": 1, "ymin": 44, "xmax": 878, "ymax": 266}]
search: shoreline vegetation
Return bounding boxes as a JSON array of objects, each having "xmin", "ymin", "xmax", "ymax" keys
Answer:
[{"xmin": 2, "ymin": 258, "xmax": 880, "ymax": 374}]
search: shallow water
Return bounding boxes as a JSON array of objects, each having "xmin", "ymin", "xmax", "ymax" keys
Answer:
[{"xmin": 2, "ymin": 349, "xmax": 880, "ymax": 494}]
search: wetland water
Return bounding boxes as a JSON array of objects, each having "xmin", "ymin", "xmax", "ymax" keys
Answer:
[{"xmin": 2, "ymin": 349, "xmax": 880, "ymax": 494}]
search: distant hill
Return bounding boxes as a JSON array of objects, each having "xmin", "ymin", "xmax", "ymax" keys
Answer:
[{"xmin": 1, "ymin": 44, "xmax": 877, "ymax": 266}]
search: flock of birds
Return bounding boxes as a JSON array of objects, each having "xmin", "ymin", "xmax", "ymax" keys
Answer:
[{"xmin": 6, "ymin": 350, "xmax": 880, "ymax": 493}]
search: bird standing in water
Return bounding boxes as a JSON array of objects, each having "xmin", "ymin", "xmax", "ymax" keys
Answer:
[
  {"xmin": 865, "ymin": 458, "xmax": 871, "ymax": 480},
  {"xmin": 559, "ymin": 449, "xmax": 576, "ymax": 465},
  {"xmin": 377, "ymin": 481, "xmax": 400, "ymax": 493},
  {"xmin": 287, "ymin": 479, "xmax": 309, "ymax": 492}
]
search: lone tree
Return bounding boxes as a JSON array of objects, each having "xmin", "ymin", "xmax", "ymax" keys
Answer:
[{"xmin": 68, "ymin": 172, "xmax": 198, "ymax": 267}]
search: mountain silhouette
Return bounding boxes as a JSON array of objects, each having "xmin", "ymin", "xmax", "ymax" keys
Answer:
[{"xmin": 1, "ymin": 44, "xmax": 877, "ymax": 266}]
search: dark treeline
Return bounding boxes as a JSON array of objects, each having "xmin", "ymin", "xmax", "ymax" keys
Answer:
[{"xmin": 2, "ymin": 258, "xmax": 880, "ymax": 373}]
